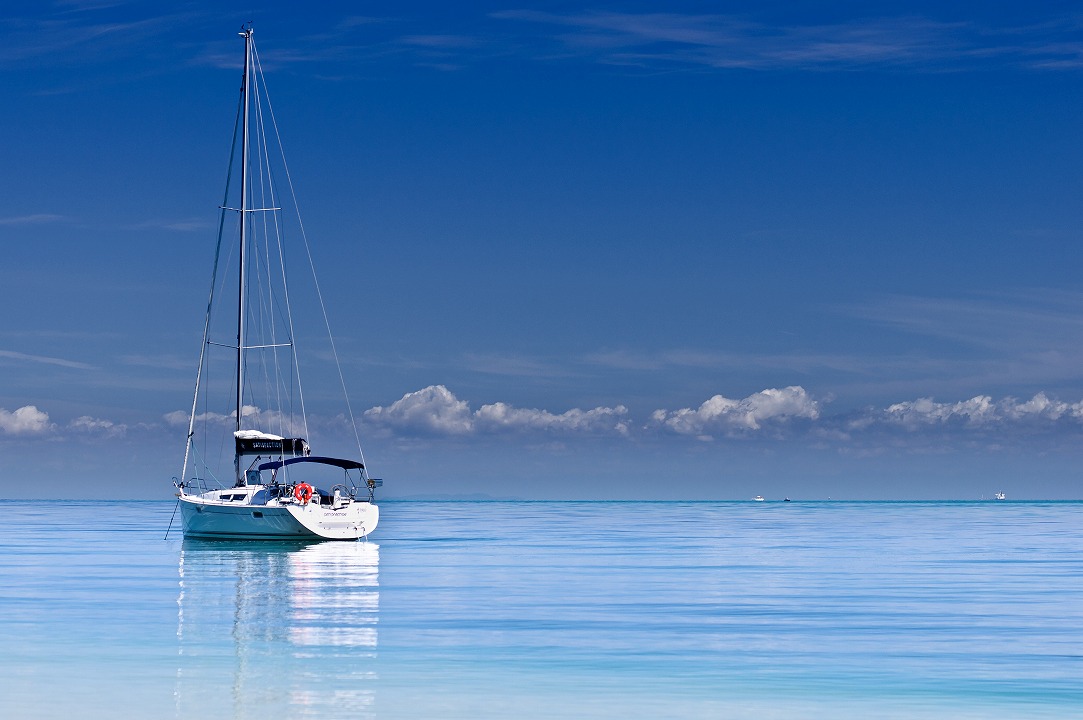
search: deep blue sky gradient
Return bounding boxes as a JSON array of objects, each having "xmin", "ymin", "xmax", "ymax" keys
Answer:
[{"xmin": 3, "ymin": 2, "xmax": 1083, "ymax": 498}]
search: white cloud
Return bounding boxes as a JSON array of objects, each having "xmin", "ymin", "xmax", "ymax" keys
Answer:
[
  {"xmin": 0, "ymin": 405, "xmax": 54, "ymax": 435},
  {"xmin": 363, "ymin": 385, "xmax": 630, "ymax": 437},
  {"xmin": 476, "ymin": 402, "xmax": 630, "ymax": 435},
  {"xmin": 364, "ymin": 385, "xmax": 473, "ymax": 435},
  {"xmin": 651, "ymin": 386, "xmax": 820, "ymax": 438},
  {"xmin": 163, "ymin": 410, "xmax": 190, "ymax": 427},
  {"xmin": 69, "ymin": 415, "xmax": 127, "ymax": 438},
  {"xmin": 884, "ymin": 396, "xmax": 995, "ymax": 428},
  {"xmin": 882, "ymin": 393, "xmax": 1083, "ymax": 429},
  {"xmin": 163, "ymin": 405, "xmax": 306, "ymax": 436},
  {"xmin": 1003, "ymin": 393, "xmax": 1083, "ymax": 421}
]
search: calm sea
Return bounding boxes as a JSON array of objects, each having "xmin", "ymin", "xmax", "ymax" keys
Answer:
[{"xmin": 1, "ymin": 500, "xmax": 1081, "ymax": 719}]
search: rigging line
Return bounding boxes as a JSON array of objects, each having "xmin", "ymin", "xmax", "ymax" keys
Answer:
[
  {"xmin": 249, "ymin": 243, "xmax": 273, "ymax": 432},
  {"xmin": 248, "ymin": 49, "xmax": 292, "ymax": 437},
  {"xmin": 164, "ymin": 497, "xmax": 180, "ymax": 540},
  {"xmin": 255, "ymin": 43, "xmax": 367, "ymax": 470},
  {"xmin": 210, "ymin": 205, "xmax": 241, "ymax": 336},
  {"xmin": 247, "ymin": 243, "xmax": 267, "ymax": 427},
  {"xmin": 252, "ymin": 70, "xmax": 292, "ymax": 441},
  {"xmin": 219, "ymin": 370, "xmax": 238, "ymax": 475},
  {"xmin": 252, "ymin": 79, "xmax": 274, "ymax": 434},
  {"xmin": 180, "ymin": 74, "xmax": 245, "ymax": 486},
  {"xmin": 267, "ymin": 163, "xmax": 305, "ymax": 441},
  {"xmin": 253, "ymin": 40, "xmax": 312, "ymax": 444},
  {"xmin": 189, "ymin": 440, "xmax": 223, "ymax": 489}
]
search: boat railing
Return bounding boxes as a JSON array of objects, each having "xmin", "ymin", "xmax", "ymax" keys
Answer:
[{"xmin": 176, "ymin": 475, "xmax": 226, "ymax": 496}]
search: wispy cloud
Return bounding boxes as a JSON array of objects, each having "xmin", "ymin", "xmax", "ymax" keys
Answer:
[
  {"xmin": 7, "ymin": 7, "xmax": 1083, "ymax": 84},
  {"xmin": 129, "ymin": 218, "xmax": 208, "ymax": 232},
  {"xmin": 0, "ymin": 13, "xmax": 185, "ymax": 66},
  {"xmin": 120, "ymin": 354, "xmax": 194, "ymax": 371},
  {"xmin": 583, "ymin": 348, "xmax": 887, "ymax": 374},
  {"xmin": 0, "ymin": 349, "xmax": 95, "ymax": 370},
  {"xmin": 844, "ymin": 290, "xmax": 1083, "ymax": 351},
  {"xmin": 831, "ymin": 290, "xmax": 1083, "ymax": 394},
  {"xmin": 400, "ymin": 34, "xmax": 478, "ymax": 49},
  {"xmin": 335, "ymin": 16, "xmax": 383, "ymax": 31},
  {"xmin": 2, "ymin": 213, "xmax": 203, "ymax": 233},
  {"xmin": 0, "ymin": 213, "xmax": 65, "ymax": 226},
  {"xmin": 493, "ymin": 10, "xmax": 1083, "ymax": 71},
  {"xmin": 578, "ymin": 289, "xmax": 1083, "ymax": 405},
  {"xmin": 464, "ymin": 352, "xmax": 579, "ymax": 378}
]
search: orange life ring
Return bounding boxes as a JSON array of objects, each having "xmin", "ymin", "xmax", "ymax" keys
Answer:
[{"xmin": 294, "ymin": 482, "xmax": 313, "ymax": 504}]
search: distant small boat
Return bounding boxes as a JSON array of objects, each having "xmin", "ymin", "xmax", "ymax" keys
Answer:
[
  {"xmin": 994, "ymin": 492, "xmax": 1006, "ymax": 501},
  {"xmin": 753, "ymin": 495, "xmax": 765, "ymax": 502}
]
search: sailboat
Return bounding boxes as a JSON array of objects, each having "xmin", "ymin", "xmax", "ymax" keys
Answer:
[{"xmin": 172, "ymin": 26, "xmax": 381, "ymax": 540}]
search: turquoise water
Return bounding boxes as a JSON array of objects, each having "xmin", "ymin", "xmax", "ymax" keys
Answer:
[{"xmin": 1, "ymin": 500, "xmax": 1082, "ymax": 718}]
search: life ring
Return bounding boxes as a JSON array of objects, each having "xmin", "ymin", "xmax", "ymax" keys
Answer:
[{"xmin": 294, "ymin": 482, "xmax": 313, "ymax": 504}]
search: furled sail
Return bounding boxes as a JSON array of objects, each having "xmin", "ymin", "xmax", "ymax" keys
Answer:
[{"xmin": 234, "ymin": 430, "xmax": 310, "ymax": 457}]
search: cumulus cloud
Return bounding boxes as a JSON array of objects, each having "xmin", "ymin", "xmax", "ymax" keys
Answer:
[
  {"xmin": 163, "ymin": 410, "xmax": 190, "ymax": 427},
  {"xmin": 69, "ymin": 416, "xmax": 127, "ymax": 438},
  {"xmin": 880, "ymin": 393, "xmax": 1083, "ymax": 430},
  {"xmin": 651, "ymin": 386, "xmax": 820, "ymax": 439},
  {"xmin": 0, "ymin": 405, "xmax": 54, "ymax": 435},
  {"xmin": 364, "ymin": 385, "xmax": 473, "ymax": 435},
  {"xmin": 476, "ymin": 402, "xmax": 630, "ymax": 435},
  {"xmin": 363, "ymin": 385, "xmax": 630, "ymax": 437}
]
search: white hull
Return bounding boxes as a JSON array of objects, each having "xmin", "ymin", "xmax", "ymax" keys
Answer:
[{"xmin": 180, "ymin": 494, "xmax": 378, "ymax": 540}]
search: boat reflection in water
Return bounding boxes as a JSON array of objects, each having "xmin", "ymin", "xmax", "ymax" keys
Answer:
[{"xmin": 176, "ymin": 539, "xmax": 379, "ymax": 719}]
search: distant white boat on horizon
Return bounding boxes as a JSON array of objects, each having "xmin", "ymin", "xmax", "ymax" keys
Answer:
[
  {"xmin": 994, "ymin": 491, "xmax": 1006, "ymax": 501},
  {"xmin": 753, "ymin": 495, "xmax": 765, "ymax": 502}
]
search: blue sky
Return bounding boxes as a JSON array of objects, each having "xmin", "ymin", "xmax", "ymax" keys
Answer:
[{"xmin": 3, "ymin": 1, "xmax": 1083, "ymax": 499}]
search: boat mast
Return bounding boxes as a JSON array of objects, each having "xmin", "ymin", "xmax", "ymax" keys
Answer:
[{"xmin": 235, "ymin": 25, "xmax": 252, "ymax": 484}]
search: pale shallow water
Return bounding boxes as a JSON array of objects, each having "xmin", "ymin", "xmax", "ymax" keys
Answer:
[{"xmin": 1, "ymin": 500, "xmax": 1081, "ymax": 718}]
